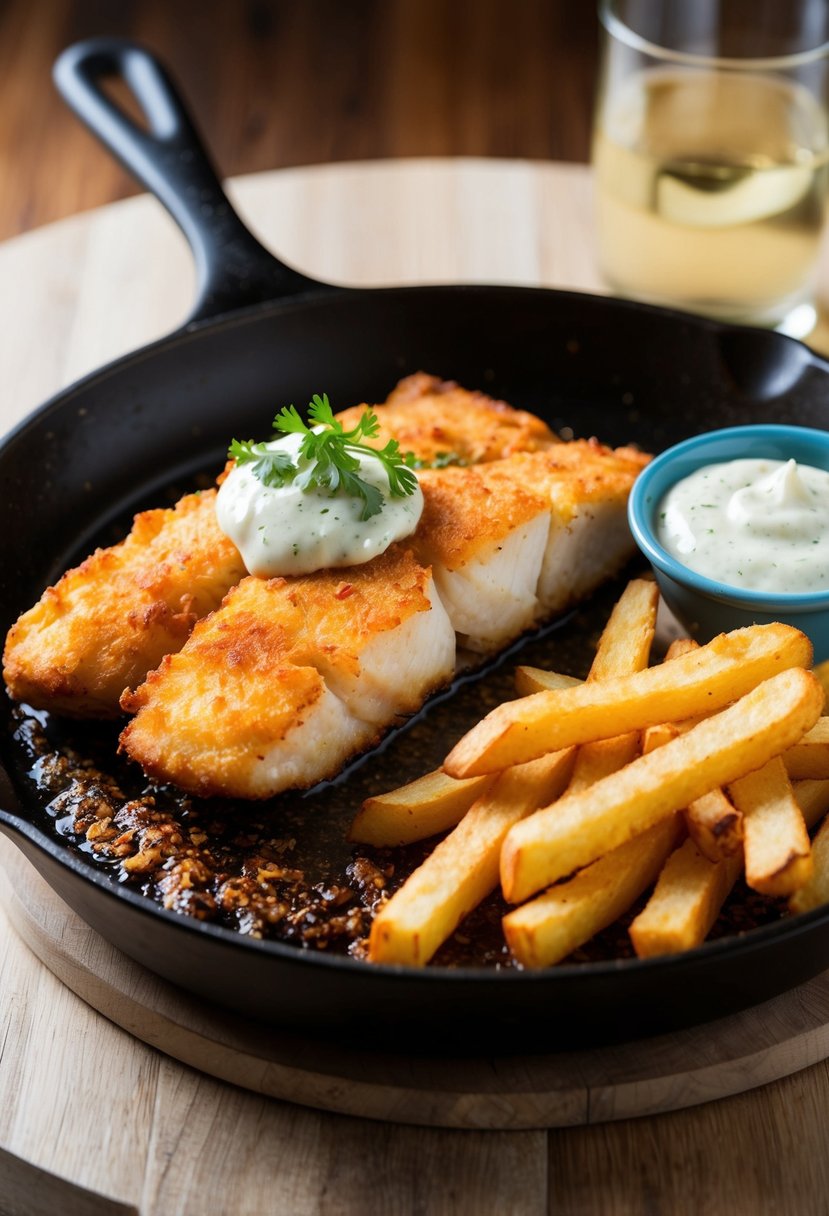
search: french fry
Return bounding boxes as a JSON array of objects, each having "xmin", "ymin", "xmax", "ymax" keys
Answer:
[
  {"xmin": 793, "ymin": 778, "xmax": 829, "ymax": 829},
  {"xmin": 790, "ymin": 808, "xmax": 829, "ymax": 915},
  {"xmin": 783, "ymin": 718, "xmax": 829, "ymax": 780},
  {"xmin": 349, "ymin": 671, "xmax": 581, "ymax": 846},
  {"xmin": 500, "ymin": 667, "xmax": 823, "ymax": 905},
  {"xmin": 640, "ymin": 636, "xmax": 743, "ymax": 862},
  {"xmin": 581, "ymin": 578, "xmax": 659, "ymax": 681},
  {"xmin": 629, "ymin": 839, "xmax": 742, "ymax": 957},
  {"xmin": 513, "ymin": 578, "xmax": 658, "ymax": 700},
  {"xmin": 541, "ymin": 579, "xmax": 658, "ymax": 794},
  {"xmin": 630, "ymin": 779, "xmax": 829, "ymax": 956},
  {"xmin": 368, "ymin": 578, "xmax": 657, "ymax": 966},
  {"xmin": 729, "ymin": 757, "xmax": 813, "ymax": 896},
  {"xmin": 504, "ymin": 815, "xmax": 683, "ymax": 968},
  {"xmin": 368, "ymin": 749, "xmax": 575, "ymax": 965},
  {"xmin": 566, "ymin": 733, "xmax": 640, "ymax": 794},
  {"xmin": 663, "ymin": 638, "xmax": 699, "ymax": 661},
  {"xmin": 640, "ymin": 722, "xmax": 680, "ymax": 753},
  {"xmin": 446, "ymin": 623, "xmax": 813, "ymax": 778},
  {"xmin": 348, "ymin": 770, "xmax": 493, "ymax": 846},
  {"xmin": 501, "ymin": 581, "xmax": 659, "ymax": 964},
  {"xmin": 812, "ymin": 659, "xmax": 829, "ymax": 704},
  {"xmin": 683, "ymin": 788, "xmax": 743, "ymax": 861},
  {"xmin": 514, "ymin": 668, "xmax": 583, "ymax": 696},
  {"xmin": 643, "ymin": 723, "xmax": 743, "ymax": 862},
  {"xmin": 787, "ymin": 780, "xmax": 829, "ymax": 915}
]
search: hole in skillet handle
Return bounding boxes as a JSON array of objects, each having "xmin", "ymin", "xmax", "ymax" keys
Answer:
[{"xmin": 52, "ymin": 37, "xmax": 333, "ymax": 327}]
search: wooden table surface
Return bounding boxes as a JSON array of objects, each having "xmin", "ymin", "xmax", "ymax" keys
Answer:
[
  {"xmin": 2, "ymin": 158, "xmax": 829, "ymax": 1216},
  {"xmin": 0, "ymin": 0, "xmax": 598, "ymax": 241}
]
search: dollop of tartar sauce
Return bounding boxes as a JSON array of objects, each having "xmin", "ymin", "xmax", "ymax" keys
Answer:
[
  {"xmin": 215, "ymin": 431, "xmax": 424, "ymax": 577},
  {"xmin": 657, "ymin": 457, "xmax": 829, "ymax": 593}
]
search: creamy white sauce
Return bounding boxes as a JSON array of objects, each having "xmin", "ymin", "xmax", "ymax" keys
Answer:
[
  {"xmin": 216, "ymin": 431, "xmax": 424, "ymax": 577},
  {"xmin": 657, "ymin": 457, "xmax": 829, "ymax": 593}
]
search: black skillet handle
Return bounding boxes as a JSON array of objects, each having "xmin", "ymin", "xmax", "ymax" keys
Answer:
[{"xmin": 53, "ymin": 38, "xmax": 328, "ymax": 326}]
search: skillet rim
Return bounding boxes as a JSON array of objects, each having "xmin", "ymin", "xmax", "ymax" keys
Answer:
[{"xmin": 4, "ymin": 278, "xmax": 829, "ymax": 988}]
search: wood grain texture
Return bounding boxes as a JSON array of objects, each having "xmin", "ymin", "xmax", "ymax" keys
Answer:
[
  {"xmin": 0, "ymin": 159, "xmax": 601, "ymax": 436},
  {"xmin": 5, "ymin": 836, "xmax": 829, "ymax": 1135},
  {"xmin": 0, "ymin": 0, "xmax": 598, "ymax": 240}
]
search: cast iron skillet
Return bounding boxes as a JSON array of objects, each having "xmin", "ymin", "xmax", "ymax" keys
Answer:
[{"xmin": 3, "ymin": 38, "xmax": 829, "ymax": 1054}]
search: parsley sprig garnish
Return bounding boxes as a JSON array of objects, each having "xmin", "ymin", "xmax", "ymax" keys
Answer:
[{"xmin": 229, "ymin": 393, "xmax": 419, "ymax": 521}]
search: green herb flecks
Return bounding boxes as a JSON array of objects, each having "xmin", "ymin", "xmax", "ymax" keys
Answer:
[
  {"xmin": 228, "ymin": 439, "xmax": 295, "ymax": 488},
  {"xmin": 411, "ymin": 450, "xmax": 467, "ymax": 470},
  {"xmin": 228, "ymin": 393, "xmax": 419, "ymax": 521}
]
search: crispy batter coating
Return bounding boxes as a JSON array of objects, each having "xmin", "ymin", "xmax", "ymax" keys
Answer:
[
  {"xmin": 120, "ymin": 437, "xmax": 648, "ymax": 797},
  {"xmin": 409, "ymin": 440, "xmax": 648, "ymax": 650},
  {"xmin": 413, "ymin": 461, "xmax": 551, "ymax": 569},
  {"xmin": 512, "ymin": 441, "xmax": 650, "ymax": 613},
  {"xmin": 336, "ymin": 373, "xmax": 558, "ymax": 464},
  {"xmin": 3, "ymin": 491, "xmax": 247, "ymax": 717},
  {"xmin": 5, "ymin": 376, "xmax": 558, "ymax": 719},
  {"xmin": 120, "ymin": 548, "xmax": 456, "ymax": 798}
]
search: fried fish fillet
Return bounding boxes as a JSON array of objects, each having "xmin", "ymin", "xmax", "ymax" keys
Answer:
[
  {"xmin": 516, "ymin": 440, "xmax": 651, "ymax": 614},
  {"xmin": 412, "ymin": 462, "xmax": 552, "ymax": 652},
  {"xmin": 410, "ymin": 441, "xmax": 649, "ymax": 652},
  {"xmin": 120, "ymin": 548, "xmax": 455, "ymax": 798},
  {"xmin": 120, "ymin": 438, "xmax": 648, "ymax": 798},
  {"xmin": 336, "ymin": 373, "xmax": 558, "ymax": 464},
  {"xmin": 5, "ymin": 376, "xmax": 557, "ymax": 718},
  {"xmin": 3, "ymin": 491, "xmax": 246, "ymax": 717}
]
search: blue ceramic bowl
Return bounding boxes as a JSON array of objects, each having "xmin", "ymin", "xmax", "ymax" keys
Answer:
[{"xmin": 628, "ymin": 424, "xmax": 829, "ymax": 663}]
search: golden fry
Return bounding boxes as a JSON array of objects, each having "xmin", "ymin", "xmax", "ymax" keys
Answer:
[
  {"xmin": 350, "ymin": 670, "xmax": 583, "ymax": 846},
  {"xmin": 504, "ymin": 816, "xmax": 683, "ymax": 967},
  {"xmin": 500, "ymin": 667, "xmax": 822, "ymax": 905},
  {"xmin": 730, "ymin": 757, "xmax": 813, "ymax": 896},
  {"xmin": 640, "ymin": 636, "xmax": 742, "ymax": 862},
  {"xmin": 629, "ymin": 839, "xmax": 742, "ymax": 957},
  {"xmin": 514, "ymin": 667, "xmax": 583, "ymax": 696},
  {"xmin": 368, "ymin": 749, "xmax": 575, "ymax": 965},
  {"xmin": 631, "ymin": 778, "xmax": 829, "ymax": 954},
  {"xmin": 684, "ymin": 788, "xmax": 743, "ymax": 862},
  {"xmin": 446, "ymin": 623, "xmax": 812, "ymax": 779},
  {"xmin": 783, "ymin": 718, "xmax": 829, "ymax": 780},
  {"xmin": 641, "ymin": 722, "xmax": 679, "ymax": 753},
  {"xmin": 368, "ymin": 578, "xmax": 656, "ymax": 965},
  {"xmin": 812, "ymin": 659, "xmax": 829, "ymax": 704},
  {"xmin": 643, "ymin": 722, "xmax": 743, "ymax": 862},
  {"xmin": 566, "ymin": 580, "xmax": 658, "ymax": 791},
  {"xmin": 790, "ymin": 812, "xmax": 829, "ymax": 915},
  {"xmin": 582, "ymin": 578, "xmax": 658, "ymax": 681},
  {"xmin": 348, "ymin": 770, "xmax": 493, "ymax": 846},
  {"xmin": 566, "ymin": 733, "xmax": 640, "ymax": 794},
  {"xmin": 793, "ymin": 779, "xmax": 829, "ymax": 830}
]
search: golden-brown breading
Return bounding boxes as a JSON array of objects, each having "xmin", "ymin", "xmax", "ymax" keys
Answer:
[
  {"xmin": 119, "ymin": 548, "xmax": 456, "ymax": 799},
  {"xmin": 512, "ymin": 440, "xmax": 650, "ymax": 613},
  {"xmin": 335, "ymin": 373, "xmax": 559, "ymax": 464},
  {"xmin": 3, "ymin": 491, "xmax": 247, "ymax": 718},
  {"xmin": 119, "ymin": 438, "xmax": 648, "ymax": 799},
  {"xmin": 409, "ymin": 440, "xmax": 648, "ymax": 650},
  {"xmin": 5, "ymin": 376, "xmax": 558, "ymax": 719},
  {"xmin": 411, "ymin": 461, "xmax": 552, "ymax": 651}
]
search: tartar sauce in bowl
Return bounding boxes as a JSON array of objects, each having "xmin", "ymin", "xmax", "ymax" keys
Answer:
[
  {"xmin": 657, "ymin": 457, "xmax": 829, "ymax": 593},
  {"xmin": 627, "ymin": 424, "xmax": 829, "ymax": 661}
]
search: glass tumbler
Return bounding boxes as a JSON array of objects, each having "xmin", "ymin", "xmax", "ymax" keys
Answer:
[{"xmin": 593, "ymin": 0, "xmax": 829, "ymax": 337}]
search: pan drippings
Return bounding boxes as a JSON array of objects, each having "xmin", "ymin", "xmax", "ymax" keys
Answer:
[{"xmin": 7, "ymin": 575, "xmax": 787, "ymax": 968}]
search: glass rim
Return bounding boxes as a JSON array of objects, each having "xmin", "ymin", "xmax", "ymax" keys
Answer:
[{"xmin": 599, "ymin": 0, "xmax": 829, "ymax": 70}]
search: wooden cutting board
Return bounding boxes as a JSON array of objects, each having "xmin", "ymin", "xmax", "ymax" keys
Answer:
[
  {"xmin": 5, "ymin": 833, "xmax": 829, "ymax": 1133},
  {"xmin": 3, "ymin": 159, "xmax": 829, "ymax": 1214}
]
